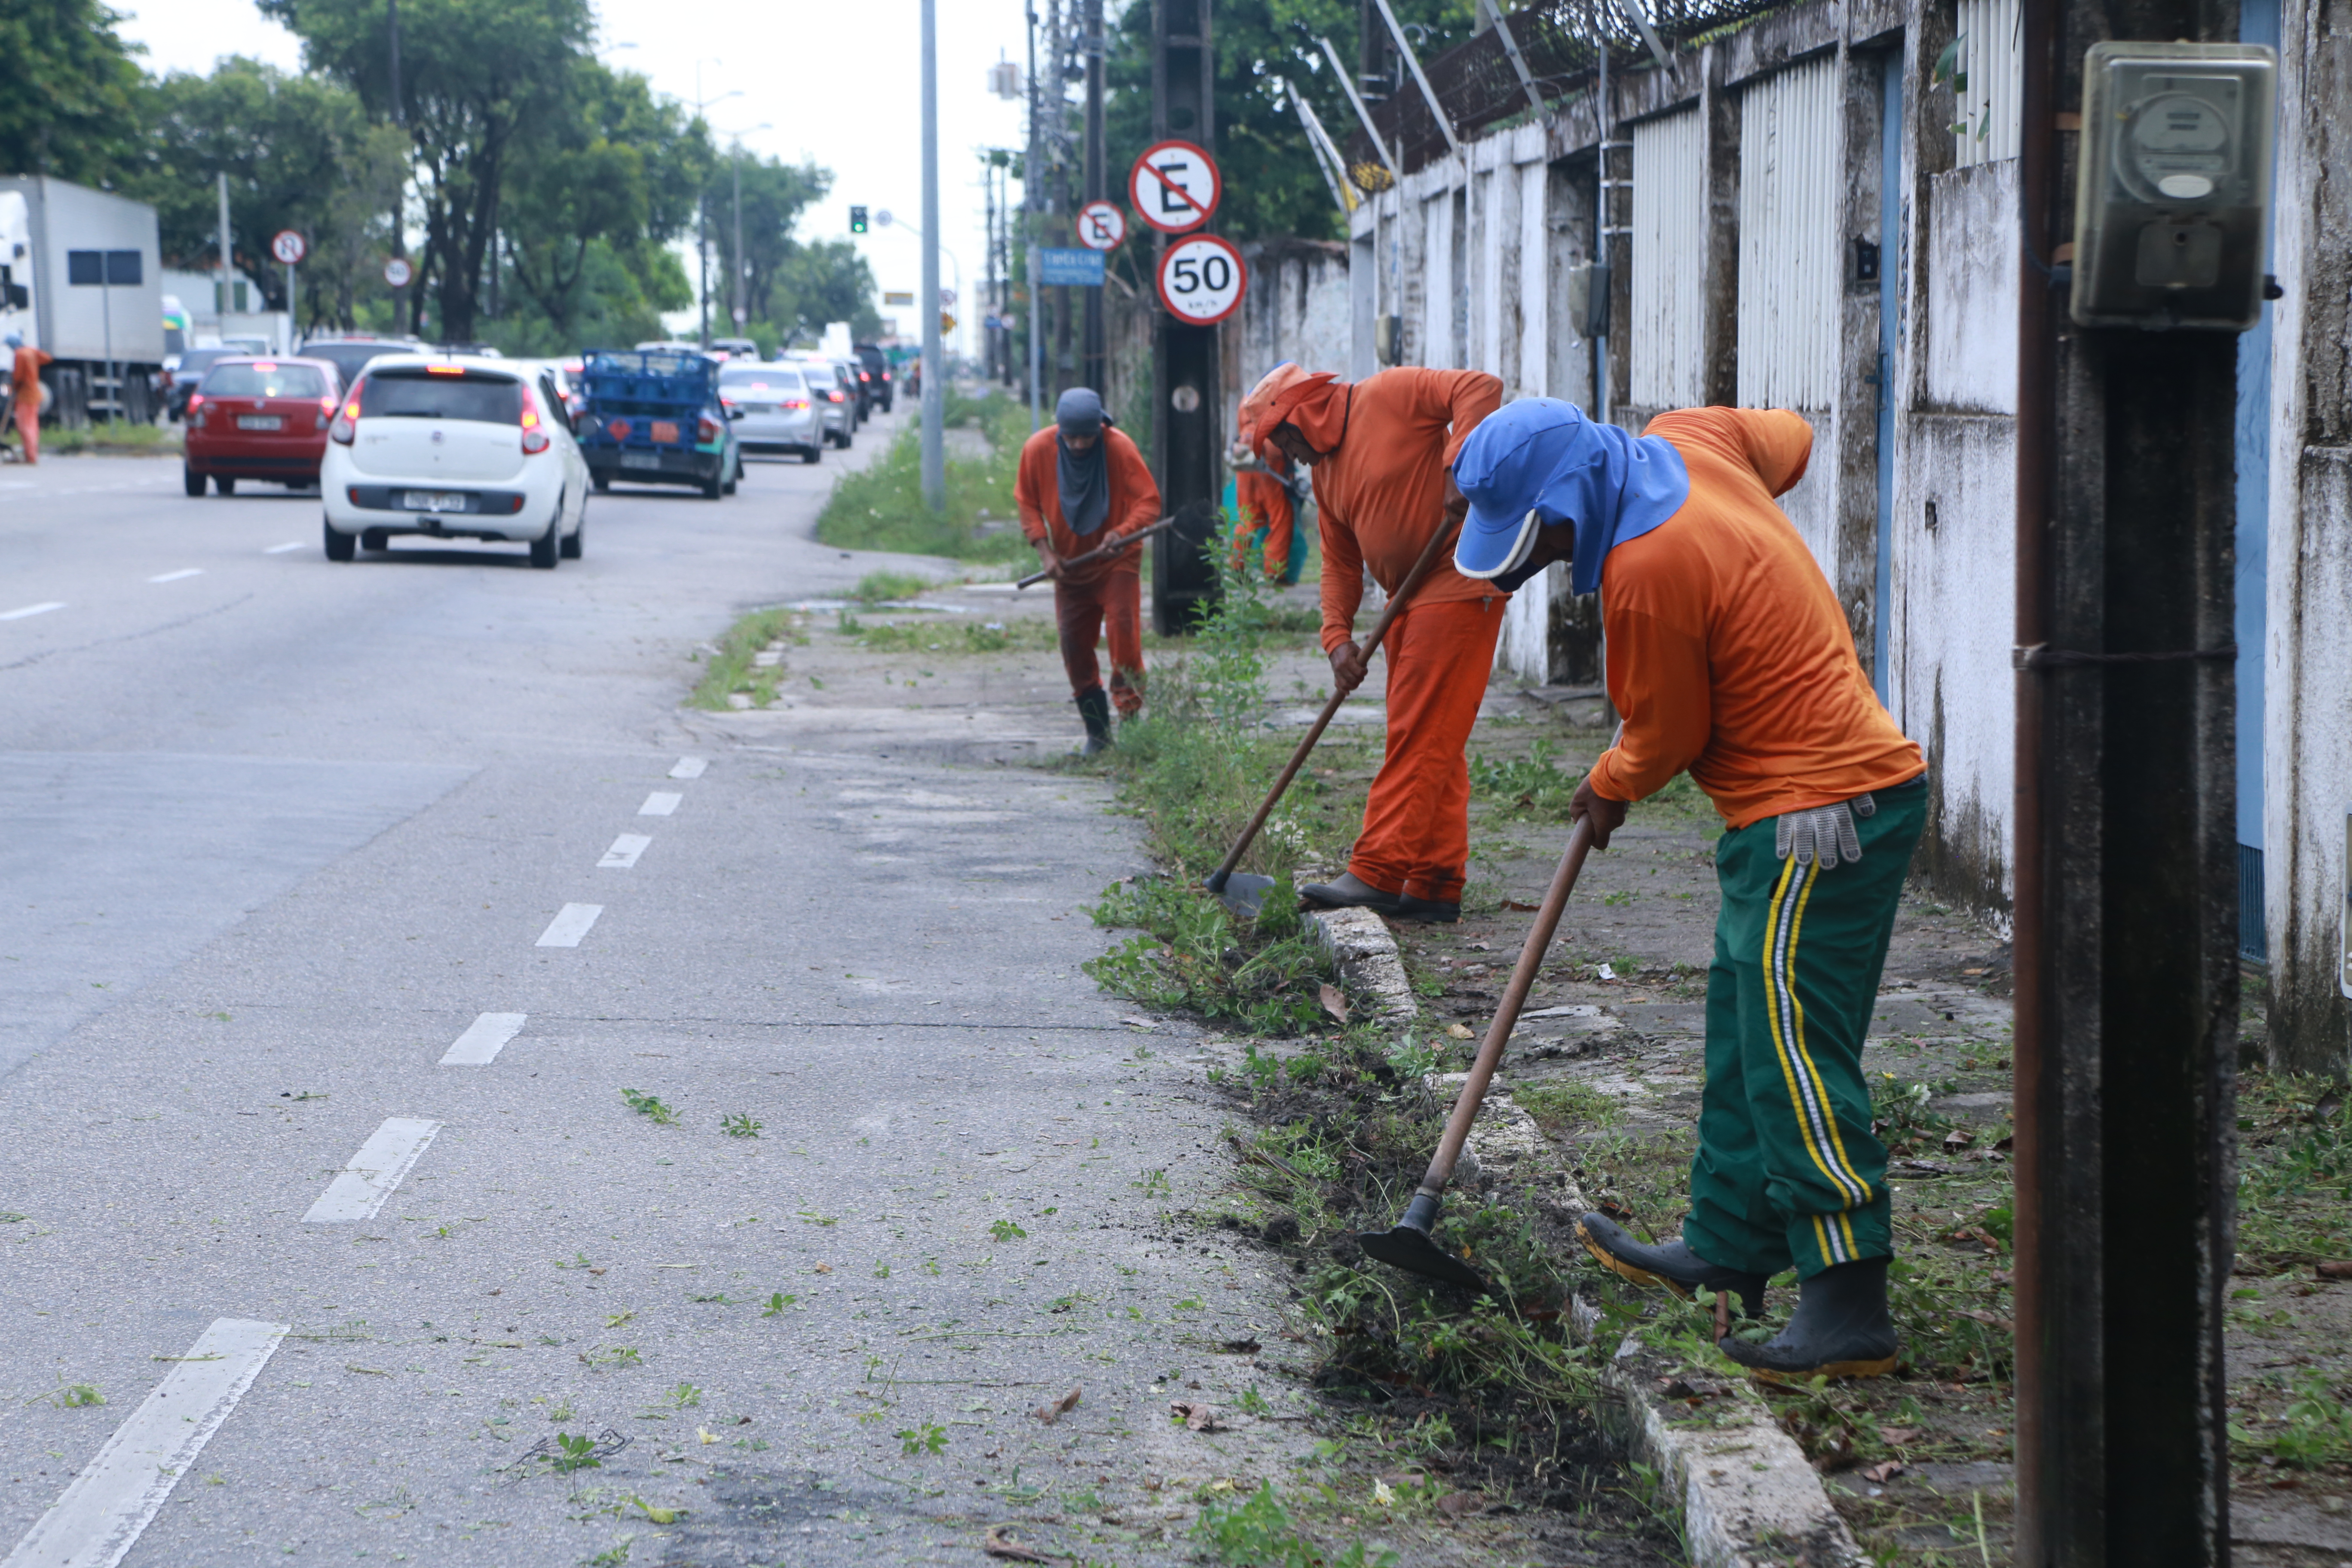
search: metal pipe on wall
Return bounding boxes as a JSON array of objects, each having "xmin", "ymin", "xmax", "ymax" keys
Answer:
[{"xmin": 919, "ymin": 0, "xmax": 944, "ymax": 511}]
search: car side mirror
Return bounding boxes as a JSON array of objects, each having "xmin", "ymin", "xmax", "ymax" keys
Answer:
[{"xmin": 728, "ymin": 407, "xmax": 747, "ymax": 421}]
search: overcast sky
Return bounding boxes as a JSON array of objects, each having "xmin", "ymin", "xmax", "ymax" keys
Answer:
[{"xmin": 114, "ymin": 0, "xmax": 1036, "ymax": 353}]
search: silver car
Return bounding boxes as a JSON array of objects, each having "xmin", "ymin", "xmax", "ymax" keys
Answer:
[
  {"xmin": 720, "ymin": 363, "xmax": 824, "ymax": 464},
  {"xmin": 787, "ymin": 356, "xmax": 855, "ymax": 449}
]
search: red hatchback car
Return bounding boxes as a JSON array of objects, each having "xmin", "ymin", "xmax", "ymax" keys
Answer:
[{"xmin": 182, "ymin": 356, "xmax": 342, "ymax": 496}]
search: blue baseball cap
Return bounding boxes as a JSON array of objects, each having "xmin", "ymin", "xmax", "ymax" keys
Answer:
[{"xmin": 1452, "ymin": 399, "xmax": 1690, "ymax": 596}]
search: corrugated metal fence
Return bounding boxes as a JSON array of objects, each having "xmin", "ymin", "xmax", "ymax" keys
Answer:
[
  {"xmin": 1953, "ymin": 0, "xmax": 2024, "ymax": 166},
  {"xmin": 1736, "ymin": 56, "xmax": 1841, "ymax": 409},
  {"xmin": 1630, "ymin": 107, "xmax": 1707, "ymax": 408}
]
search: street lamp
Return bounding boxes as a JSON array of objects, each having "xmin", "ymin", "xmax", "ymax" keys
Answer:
[
  {"xmin": 689, "ymin": 68, "xmax": 744, "ymax": 346},
  {"xmin": 715, "ymin": 123, "xmax": 771, "ymax": 343}
]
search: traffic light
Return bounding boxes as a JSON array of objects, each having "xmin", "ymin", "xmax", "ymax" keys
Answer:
[{"xmin": 849, "ymin": 205, "xmax": 868, "ymax": 234}]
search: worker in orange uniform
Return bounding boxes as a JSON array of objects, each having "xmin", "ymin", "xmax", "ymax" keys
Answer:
[
  {"xmin": 1226, "ymin": 430, "xmax": 1303, "ymax": 585},
  {"xmin": 1237, "ymin": 361, "xmax": 1504, "ymax": 922},
  {"xmin": 1016, "ymin": 388, "xmax": 1162, "ymax": 753},
  {"xmin": 5, "ymin": 332, "xmax": 52, "ymax": 464},
  {"xmin": 1451, "ymin": 398, "xmax": 1927, "ymax": 1381}
]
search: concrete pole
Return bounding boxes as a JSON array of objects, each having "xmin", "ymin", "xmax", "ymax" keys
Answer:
[
  {"xmin": 217, "ymin": 172, "xmax": 233, "ymax": 327},
  {"xmin": 920, "ymin": 0, "xmax": 945, "ymax": 511},
  {"xmin": 731, "ymin": 149, "xmax": 745, "ymax": 334},
  {"xmin": 1080, "ymin": 0, "xmax": 1105, "ymax": 391},
  {"xmin": 1026, "ymin": 1, "xmax": 1043, "ymax": 428}
]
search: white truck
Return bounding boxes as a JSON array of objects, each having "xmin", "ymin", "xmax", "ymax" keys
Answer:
[{"xmin": 0, "ymin": 176, "xmax": 166, "ymax": 425}]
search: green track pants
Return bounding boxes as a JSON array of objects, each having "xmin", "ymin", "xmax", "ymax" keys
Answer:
[{"xmin": 1681, "ymin": 775, "xmax": 1926, "ymax": 1280}]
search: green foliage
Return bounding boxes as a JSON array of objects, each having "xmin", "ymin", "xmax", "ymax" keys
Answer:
[
  {"xmin": 720, "ymin": 1112, "xmax": 761, "ymax": 1139},
  {"xmin": 814, "ymin": 392, "xmax": 1035, "ymax": 563},
  {"xmin": 1515, "ymin": 1080, "xmax": 1624, "ymax": 1135},
  {"xmin": 988, "ymin": 1219, "xmax": 1027, "ymax": 1243},
  {"xmin": 1190, "ymin": 1481, "xmax": 1397, "ymax": 1568},
  {"xmin": 0, "ymin": 0, "xmax": 146, "ymax": 185},
  {"xmin": 1086, "ymin": 878, "xmax": 1334, "ymax": 1036},
  {"xmin": 689, "ymin": 606, "xmax": 796, "ymax": 711},
  {"xmin": 851, "ymin": 570, "xmax": 932, "ymax": 603},
  {"xmin": 546, "ymin": 1433, "xmax": 602, "ymax": 1474},
  {"xmin": 2235, "ymin": 1372, "xmax": 2352, "ymax": 1468},
  {"xmin": 1469, "ymin": 736, "xmax": 1586, "ymax": 820},
  {"xmin": 619, "ymin": 1088, "xmax": 677, "ymax": 1125},
  {"xmin": 845, "ymin": 617, "xmax": 1061, "ymax": 656},
  {"xmin": 895, "ymin": 1419, "xmax": 947, "ymax": 1456}
]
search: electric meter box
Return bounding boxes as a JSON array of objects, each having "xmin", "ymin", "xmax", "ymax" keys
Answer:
[{"xmin": 2070, "ymin": 41, "xmax": 2275, "ymax": 331}]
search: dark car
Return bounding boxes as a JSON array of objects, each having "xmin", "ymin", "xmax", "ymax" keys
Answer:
[
  {"xmin": 852, "ymin": 343, "xmax": 894, "ymax": 413},
  {"xmin": 162, "ymin": 346, "xmax": 238, "ymax": 422},
  {"xmin": 300, "ymin": 337, "xmax": 419, "ymax": 392},
  {"xmin": 182, "ymin": 356, "xmax": 341, "ymax": 495}
]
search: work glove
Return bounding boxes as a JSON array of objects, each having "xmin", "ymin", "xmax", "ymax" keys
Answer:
[{"xmin": 1774, "ymin": 793, "xmax": 1877, "ymax": 868}]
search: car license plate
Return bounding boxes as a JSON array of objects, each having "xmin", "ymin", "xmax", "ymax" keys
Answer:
[
  {"xmin": 401, "ymin": 490, "xmax": 469, "ymax": 513},
  {"xmin": 621, "ymin": 450, "xmax": 661, "ymax": 470},
  {"xmin": 236, "ymin": 414, "xmax": 283, "ymax": 431},
  {"xmin": 650, "ymin": 420, "xmax": 680, "ymax": 445}
]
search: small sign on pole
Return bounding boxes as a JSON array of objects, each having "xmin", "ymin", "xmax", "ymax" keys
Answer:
[
  {"xmin": 1128, "ymin": 141, "xmax": 1221, "ymax": 233},
  {"xmin": 383, "ymin": 257, "xmax": 413, "ymax": 288},
  {"xmin": 1038, "ymin": 248, "xmax": 1107, "ymax": 287},
  {"xmin": 1155, "ymin": 234, "xmax": 1247, "ymax": 325},
  {"xmin": 270, "ymin": 230, "xmax": 308, "ymax": 265},
  {"xmin": 1076, "ymin": 200, "xmax": 1126, "ymax": 251}
]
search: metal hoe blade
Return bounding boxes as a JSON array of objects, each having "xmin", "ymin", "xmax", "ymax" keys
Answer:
[
  {"xmin": 1350, "ymin": 1192, "xmax": 1488, "ymax": 1292},
  {"xmin": 1206, "ymin": 870, "xmax": 1277, "ymax": 918}
]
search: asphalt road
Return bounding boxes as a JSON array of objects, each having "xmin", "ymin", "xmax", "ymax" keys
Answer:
[{"xmin": 0, "ymin": 425, "xmax": 1301, "ymax": 1568}]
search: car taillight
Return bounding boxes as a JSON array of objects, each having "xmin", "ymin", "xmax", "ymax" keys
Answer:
[
  {"xmin": 187, "ymin": 392, "xmax": 204, "ymax": 412},
  {"xmin": 827, "ymin": 389, "xmax": 844, "ymax": 402},
  {"xmin": 784, "ymin": 397, "xmax": 808, "ymax": 410},
  {"xmin": 696, "ymin": 416, "xmax": 719, "ymax": 444},
  {"xmin": 329, "ymin": 387, "xmax": 361, "ymax": 445},
  {"xmin": 858, "ymin": 371, "xmax": 870, "ymax": 382},
  {"xmin": 519, "ymin": 385, "xmax": 550, "ymax": 455}
]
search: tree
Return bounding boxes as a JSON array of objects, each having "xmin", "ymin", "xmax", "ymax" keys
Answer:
[
  {"xmin": 769, "ymin": 239, "xmax": 880, "ymax": 343},
  {"xmin": 262, "ymin": 0, "xmax": 594, "ymax": 340},
  {"xmin": 0, "ymin": 0, "xmax": 147, "ymax": 184},
  {"xmin": 703, "ymin": 153, "xmax": 829, "ymax": 327}
]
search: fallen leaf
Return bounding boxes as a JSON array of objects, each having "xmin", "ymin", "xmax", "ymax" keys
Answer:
[
  {"xmin": 2316, "ymin": 1260, "xmax": 2352, "ymax": 1280},
  {"xmin": 588, "ymin": 1268, "xmax": 606, "ymax": 1277},
  {"xmin": 487, "ymin": 1288, "xmax": 501, "ymax": 1296},
  {"xmin": 1500, "ymin": 899, "xmax": 1539, "ymax": 912},
  {"xmin": 1435, "ymin": 1491, "xmax": 1484, "ymax": 1518},
  {"xmin": 1170, "ymin": 1400, "xmax": 1226, "ymax": 1432},
  {"xmin": 1318, "ymin": 983, "xmax": 1351, "ymax": 1023},
  {"xmin": 1218, "ymin": 1338, "xmax": 1262, "ymax": 1354},
  {"xmin": 813, "ymin": 1262, "xmax": 833, "ymax": 1274},
  {"xmin": 1031, "ymin": 1387, "xmax": 1082, "ymax": 1425},
  {"xmin": 1942, "ymin": 1127, "xmax": 1977, "ymax": 1153},
  {"xmin": 697, "ymin": 1427, "xmax": 718, "ymax": 1445},
  {"xmin": 344, "ymin": 1363, "xmax": 391, "ymax": 1376},
  {"xmin": 1880, "ymin": 1427, "xmax": 1921, "ymax": 1445},
  {"xmin": 1862, "ymin": 1461, "xmax": 1905, "ymax": 1483},
  {"xmin": 1446, "ymin": 1023, "xmax": 1473, "ymax": 1040},
  {"xmin": 983, "ymin": 1525, "xmax": 1054, "ymax": 1562}
]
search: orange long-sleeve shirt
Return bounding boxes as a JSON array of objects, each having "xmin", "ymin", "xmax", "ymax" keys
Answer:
[
  {"xmin": 1015, "ymin": 424, "xmax": 1162, "ymax": 582},
  {"xmin": 1585, "ymin": 407, "xmax": 1924, "ymax": 829},
  {"xmin": 1310, "ymin": 368, "xmax": 1504, "ymax": 652}
]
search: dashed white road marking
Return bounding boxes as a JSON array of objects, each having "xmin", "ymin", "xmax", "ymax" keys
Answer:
[
  {"xmin": 0, "ymin": 1317, "xmax": 287, "ymax": 1568},
  {"xmin": 146, "ymin": 569, "xmax": 204, "ymax": 584},
  {"xmin": 536, "ymin": 903, "xmax": 603, "ymax": 947},
  {"xmin": 263, "ymin": 541, "xmax": 305, "ymax": 554},
  {"xmin": 669, "ymin": 756, "xmax": 707, "ymax": 779},
  {"xmin": 640, "ymin": 792, "xmax": 682, "ymax": 817},
  {"xmin": 302, "ymin": 1117, "xmax": 443, "ymax": 1222},
  {"xmin": 440, "ymin": 1011, "xmax": 527, "ymax": 1066},
  {"xmin": 0, "ymin": 602, "xmax": 65, "ymax": 622},
  {"xmin": 599, "ymin": 833, "xmax": 652, "ymax": 869}
]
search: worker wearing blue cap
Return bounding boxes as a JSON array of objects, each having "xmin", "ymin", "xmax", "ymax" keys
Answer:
[{"xmin": 1452, "ymin": 398, "xmax": 1927, "ymax": 1382}]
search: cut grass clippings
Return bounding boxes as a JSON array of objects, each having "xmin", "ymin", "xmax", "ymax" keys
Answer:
[{"xmin": 815, "ymin": 389, "xmax": 1035, "ymax": 564}]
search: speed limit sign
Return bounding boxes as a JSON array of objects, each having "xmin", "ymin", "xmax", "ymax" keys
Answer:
[
  {"xmin": 1075, "ymin": 200, "xmax": 1125, "ymax": 251},
  {"xmin": 270, "ymin": 229, "xmax": 307, "ymax": 265},
  {"xmin": 1155, "ymin": 234, "xmax": 1247, "ymax": 325},
  {"xmin": 383, "ymin": 257, "xmax": 413, "ymax": 288},
  {"xmin": 1128, "ymin": 140, "xmax": 1220, "ymax": 233}
]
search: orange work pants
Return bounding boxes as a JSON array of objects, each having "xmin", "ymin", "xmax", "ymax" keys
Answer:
[
  {"xmin": 12, "ymin": 398, "xmax": 37, "ymax": 463},
  {"xmin": 1348, "ymin": 595, "xmax": 1504, "ymax": 903},
  {"xmin": 1054, "ymin": 563, "xmax": 1145, "ymax": 714}
]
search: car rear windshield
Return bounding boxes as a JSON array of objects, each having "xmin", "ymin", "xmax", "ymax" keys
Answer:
[
  {"xmin": 358, "ymin": 369, "xmax": 524, "ymax": 424},
  {"xmin": 304, "ymin": 343, "xmax": 405, "ymax": 383},
  {"xmin": 720, "ymin": 368, "xmax": 806, "ymax": 393},
  {"xmin": 202, "ymin": 362, "xmax": 329, "ymax": 398}
]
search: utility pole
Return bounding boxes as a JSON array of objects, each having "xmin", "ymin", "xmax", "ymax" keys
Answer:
[
  {"xmin": 919, "ymin": 0, "xmax": 944, "ymax": 512},
  {"xmin": 2010, "ymin": 2, "xmax": 2248, "ymax": 1562},
  {"xmin": 732, "ymin": 147, "xmax": 746, "ymax": 337},
  {"xmin": 388, "ymin": 0, "xmax": 412, "ymax": 337},
  {"xmin": 1081, "ymin": 0, "xmax": 1105, "ymax": 391},
  {"xmin": 1148, "ymin": 0, "xmax": 1220, "ymax": 635},
  {"xmin": 1026, "ymin": 2, "xmax": 1044, "ymax": 428},
  {"xmin": 216, "ymin": 172, "xmax": 233, "ymax": 328}
]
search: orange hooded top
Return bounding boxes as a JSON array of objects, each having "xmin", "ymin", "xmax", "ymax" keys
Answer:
[
  {"xmin": 1282, "ymin": 368, "xmax": 1504, "ymax": 652},
  {"xmin": 1014, "ymin": 423, "xmax": 1161, "ymax": 582},
  {"xmin": 1585, "ymin": 407, "xmax": 1924, "ymax": 829}
]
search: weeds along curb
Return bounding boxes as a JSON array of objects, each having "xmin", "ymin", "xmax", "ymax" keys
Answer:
[
  {"xmin": 1299, "ymin": 907, "xmax": 1416, "ymax": 1025},
  {"xmin": 1566, "ymin": 1301, "xmax": 1867, "ymax": 1568}
]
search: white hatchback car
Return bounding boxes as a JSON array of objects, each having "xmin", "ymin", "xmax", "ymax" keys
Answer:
[{"xmin": 320, "ymin": 354, "xmax": 589, "ymax": 568}]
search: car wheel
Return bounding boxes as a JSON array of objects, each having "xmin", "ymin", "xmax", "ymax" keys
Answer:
[
  {"xmin": 323, "ymin": 518, "xmax": 355, "ymax": 561},
  {"xmin": 182, "ymin": 465, "xmax": 205, "ymax": 497},
  {"xmin": 529, "ymin": 511, "xmax": 560, "ymax": 568},
  {"xmin": 701, "ymin": 471, "xmax": 723, "ymax": 499},
  {"xmin": 591, "ymin": 472, "xmax": 611, "ymax": 494},
  {"xmin": 801, "ymin": 445, "xmax": 821, "ymax": 466},
  {"xmin": 214, "ymin": 475, "xmax": 237, "ymax": 496},
  {"xmin": 360, "ymin": 529, "xmax": 388, "ymax": 551},
  {"xmin": 561, "ymin": 510, "xmax": 584, "ymax": 559},
  {"xmin": 722, "ymin": 460, "xmax": 738, "ymax": 497}
]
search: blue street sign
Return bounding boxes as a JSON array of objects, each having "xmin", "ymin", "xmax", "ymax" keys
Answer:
[{"xmin": 1038, "ymin": 248, "xmax": 1106, "ymax": 287}]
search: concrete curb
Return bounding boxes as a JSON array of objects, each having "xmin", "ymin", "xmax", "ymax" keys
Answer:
[
  {"xmin": 1301, "ymin": 906, "xmax": 1417, "ymax": 1025},
  {"xmin": 1567, "ymin": 1301, "xmax": 1866, "ymax": 1567}
]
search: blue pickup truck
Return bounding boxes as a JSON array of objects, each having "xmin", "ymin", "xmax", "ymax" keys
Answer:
[{"xmin": 575, "ymin": 349, "xmax": 744, "ymax": 498}]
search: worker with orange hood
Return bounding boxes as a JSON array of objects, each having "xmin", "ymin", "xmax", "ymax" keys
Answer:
[
  {"xmin": 1227, "ymin": 428, "xmax": 1303, "ymax": 585},
  {"xmin": 1237, "ymin": 361, "xmax": 1504, "ymax": 922},
  {"xmin": 1451, "ymin": 398, "xmax": 1926, "ymax": 1384},
  {"xmin": 1016, "ymin": 388, "xmax": 1161, "ymax": 753}
]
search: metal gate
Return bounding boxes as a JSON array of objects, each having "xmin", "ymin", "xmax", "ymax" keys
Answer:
[
  {"xmin": 1953, "ymin": 0, "xmax": 2023, "ymax": 166},
  {"xmin": 1629, "ymin": 106, "xmax": 1705, "ymax": 409},
  {"xmin": 1735, "ymin": 56, "xmax": 1839, "ymax": 410}
]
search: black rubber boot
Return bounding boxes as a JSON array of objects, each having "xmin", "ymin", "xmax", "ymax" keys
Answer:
[
  {"xmin": 1396, "ymin": 892, "xmax": 1460, "ymax": 923},
  {"xmin": 1076, "ymin": 686, "xmax": 1113, "ymax": 755},
  {"xmin": 1717, "ymin": 1256, "xmax": 1899, "ymax": 1382},
  {"xmin": 1574, "ymin": 1213, "xmax": 1769, "ymax": 1320},
  {"xmin": 1297, "ymin": 871, "xmax": 1404, "ymax": 916}
]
